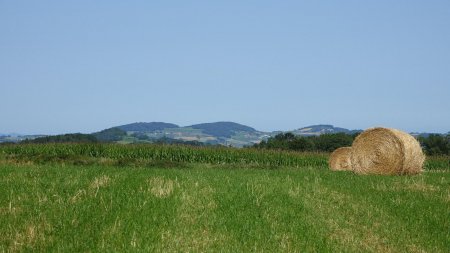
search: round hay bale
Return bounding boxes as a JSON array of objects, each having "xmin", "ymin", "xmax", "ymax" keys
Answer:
[
  {"xmin": 350, "ymin": 127, "xmax": 425, "ymax": 175},
  {"xmin": 329, "ymin": 147, "xmax": 353, "ymax": 171}
]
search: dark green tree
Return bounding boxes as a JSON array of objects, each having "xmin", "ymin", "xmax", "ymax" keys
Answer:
[{"xmin": 418, "ymin": 134, "xmax": 449, "ymax": 155}]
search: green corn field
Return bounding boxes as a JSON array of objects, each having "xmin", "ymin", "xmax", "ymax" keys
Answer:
[
  {"xmin": 0, "ymin": 143, "xmax": 447, "ymax": 170},
  {"xmin": 0, "ymin": 143, "xmax": 330, "ymax": 168}
]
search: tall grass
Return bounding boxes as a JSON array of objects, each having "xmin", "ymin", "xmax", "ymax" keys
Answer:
[{"xmin": 424, "ymin": 155, "xmax": 450, "ymax": 171}]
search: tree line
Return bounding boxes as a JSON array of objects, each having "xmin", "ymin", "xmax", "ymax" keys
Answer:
[
  {"xmin": 253, "ymin": 132, "xmax": 449, "ymax": 155},
  {"xmin": 252, "ymin": 133, "xmax": 356, "ymax": 152},
  {"xmin": 418, "ymin": 134, "xmax": 450, "ymax": 155}
]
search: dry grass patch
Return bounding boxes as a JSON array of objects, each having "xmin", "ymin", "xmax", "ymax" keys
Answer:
[
  {"xmin": 69, "ymin": 189, "xmax": 87, "ymax": 203},
  {"xmin": 90, "ymin": 175, "xmax": 111, "ymax": 189},
  {"xmin": 0, "ymin": 201, "xmax": 21, "ymax": 216},
  {"xmin": 159, "ymin": 181, "xmax": 227, "ymax": 252},
  {"xmin": 403, "ymin": 181, "xmax": 439, "ymax": 192},
  {"xmin": 9, "ymin": 220, "xmax": 52, "ymax": 252},
  {"xmin": 147, "ymin": 177, "xmax": 177, "ymax": 198},
  {"xmin": 89, "ymin": 175, "xmax": 111, "ymax": 197}
]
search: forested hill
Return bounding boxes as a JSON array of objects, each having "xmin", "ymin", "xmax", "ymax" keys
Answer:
[
  {"xmin": 188, "ymin": 122, "xmax": 257, "ymax": 138},
  {"xmin": 117, "ymin": 122, "xmax": 179, "ymax": 132}
]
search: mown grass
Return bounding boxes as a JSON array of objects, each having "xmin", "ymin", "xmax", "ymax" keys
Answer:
[{"xmin": 0, "ymin": 144, "xmax": 448, "ymax": 252}]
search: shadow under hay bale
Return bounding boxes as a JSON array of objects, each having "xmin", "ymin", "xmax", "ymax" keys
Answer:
[
  {"xmin": 351, "ymin": 127, "xmax": 425, "ymax": 175},
  {"xmin": 329, "ymin": 147, "xmax": 353, "ymax": 171}
]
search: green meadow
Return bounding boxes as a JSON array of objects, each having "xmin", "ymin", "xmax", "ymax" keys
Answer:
[{"xmin": 0, "ymin": 144, "xmax": 449, "ymax": 252}]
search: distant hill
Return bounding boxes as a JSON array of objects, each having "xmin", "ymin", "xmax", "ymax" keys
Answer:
[
  {"xmin": 188, "ymin": 122, "xmax": 257, "ymax": 138},
  {"xmin": 93, "ymin": 127, "xmax": 127, "ymax": 142},
  {"xmin": 293, "ymin": 125, "xmax": 361, "ymax": 136},
  {"xmin": 117, "ymin": 122, "xmax": 179, "ymax": 132},
  {"xmin": 411, "ymin": 132, "xmax": 450, "ymax": 138},
  {"xmin": 0, "ymin": 134, "xmax": 47, "ymax": 143},
  {"xmin": 21, "ymin": 133, "xmax": 97, "ymax": 144}
]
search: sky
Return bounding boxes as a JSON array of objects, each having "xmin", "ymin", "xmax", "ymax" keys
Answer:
[{"xmin": 1, "ymin": 1, "xmax": 449, "ymax": 135}]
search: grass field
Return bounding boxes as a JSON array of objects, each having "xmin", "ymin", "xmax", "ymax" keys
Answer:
[{"xmin": 0, "ymin": 144, "xmax": 449, "ymax": 252}]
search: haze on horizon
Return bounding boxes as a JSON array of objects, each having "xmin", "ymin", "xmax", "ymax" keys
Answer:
[{"xmin": 1, "ymin": 1, "xmax": 449, "ymax": 135}]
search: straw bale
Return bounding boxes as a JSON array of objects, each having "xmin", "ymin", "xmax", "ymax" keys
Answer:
[
  {"xmin": 350, "ymin": 127, "xmax": 425, "ymax": 175},
  {"xmin": 329, "ymin": 147, "xmax": 353, "ymax": 171}
]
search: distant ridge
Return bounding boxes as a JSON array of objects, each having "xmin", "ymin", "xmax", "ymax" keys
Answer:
[
  {"xmin": 294, "ymin": 125, "xmax": 362, "ymax": 136},
  {"xmin": 117, "ymin": 122, "xmax": 179, "ymax": 132},
  {"xmin": 188, "ymin": 122, "xmax": 257, "ymax": 138}
]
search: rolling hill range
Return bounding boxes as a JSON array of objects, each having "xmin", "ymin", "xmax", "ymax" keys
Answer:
[
  {"xmin": 8, "ymin": 122, "xmax": 446, "ymax": 147},
  {"xmin": 105, "ymin": 122, "xmax": 361, "ymax": 147},
  {"xmin": 0, "ymin": 122, "xmax": 366, "ymax": 146},
  {"xmin": 113, "ymin": 122, "xmax": 266, "ymax": 147}
]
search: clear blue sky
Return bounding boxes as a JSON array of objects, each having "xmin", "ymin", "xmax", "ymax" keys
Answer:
[{"xmin": 1, "ymin": 1, "xmax": 449, "ymax": 134}]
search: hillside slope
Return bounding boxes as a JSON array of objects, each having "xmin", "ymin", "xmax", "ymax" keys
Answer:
[
  {"xmin": 117, "ymin": 122, "xmax": 179, "ymax": 132},
  {"xmin": 188, "ymin": 122, "xmax": 257, "ymax": 138},
  {"xmin": 294, "ymin": 125, "xmax": 361, "ymax": 136}
]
